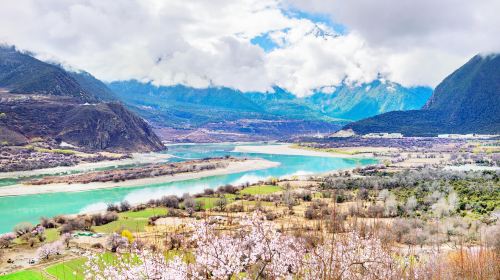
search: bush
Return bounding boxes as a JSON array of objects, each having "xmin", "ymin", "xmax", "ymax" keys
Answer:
[
  {"xmin": 215, "ymin": 197, "xmax": 228, "ymax": 211},
  {"xmin": 92, "ymin": 212, "xmax": 118, "ymax": 226},
  {"xmin": 107, "ymin": 203, "xmax": 120, "ymax": 212},
  {"xmin": 228, "ymin": 204, "xmax": 244, "ymax": 213},
  {"xmin": 120, "ymin": 201, "xmax": 131, "ymax": 212},
  {"xmin": 301, "ymin": 191, "xmax": 312, "ymax": 202},
  {"xmin": 160, "ymin": 196, "xmax": 179, "ymax": 209},
  {"xmin": 367, "ymin": 205, "xmax": 384, "ymax": 218},
  {"xmin": 91, "ymin": 243, "xmax": 104, "ymax": 249},
  {"xmin": 40, "ymin": 217, "xmax": 57, "ymax": 229},
  {"xmin": 204, "ymin": 188, "xmax": 215, "ymax": 195},
  {"xmin": 305, "ymin": 207, "xmax": 317, "ymax": 220},
  {"xmin": 13, "ymin": 222, "xmax": 33, "ymax": 237},
  {"xmin": 148, "ymin": 215, "xmax": 168, "ymax": 226},
  {"xmin": 54, "ymin": 215, "xmax": 68, "ymax": 225},
  {"xmin": 59, "ymin": 217, "xmax": 90, "ymax": 233},
  {"xmin": 121, "ymin": 230, "xmax": 134, "ymax": 243},
  {"xmin": 336, "ymin": 194, "xmax": 346, "ymax": 203},
  {"xmin": 357, "ymin": 188, "xmax": 369, "ymax": 200},
  {"xmin": 217, "ymin": 184, "xmax": 238, "ymax": 194},
  {"xmin": 305, "ymin": 200, "xmax": 330, "ymax": 220},
  {"xmin": 183, "ymin": 197, "xmax": 196, "ymax": 210},
  {"xmin": 195, "ymin": 200, "xmax": 205, "ymax": 211},
  {"xmin": 166, "ymin": 208, "xmax": 183, "ymax": 217},
  {"xmin": 265, "ymin": 211, "xmax": 278, "ymax": 221},
  {"xmin": 0, "ymin": 233, "xmax": 16, "ymax": 248},
  {"xmin": 132, "ymin": 204, "xmax": 147, "ymax": 212}
]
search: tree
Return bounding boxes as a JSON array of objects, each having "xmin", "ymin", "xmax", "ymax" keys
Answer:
[
  {"xmin": 60, "ymin": 233, "xmax": 72, "ymax": 249},
  {"xmin": 37, "ymin": 241, "xmax": 62, "ymax": 260},
  {"xmin": 384, "ymin": 193, "xmax": 398, "ymax": 217},
  {"xmin": 0, "ymin": 233, "xmax": 16, "ymax": 248},
  {"xmin": 302, "ymin": 232, "xmax": 397, "ymax": 280},
  {"xmin": 13, "ymin": 222, "xmax": 33, "ymax": 237},
  {"xmin": 214, "ymin": 197, "xmax": 228, "ymax": 211},
  {"xmin": 107, "ymin": 233, "xmax": 128, "ymax": 253},
  {"xmin": 120, "ymin": 201, "xmax": 131, "ymax": 212},
  {"xmin": 405, "ymin": 196, "xmax": 418, "ymax": 215},
  {"xmin": 121, "ymin": 230, "xmax": 134, "ymax": 244},
  {"xmin": 84, "ymin": 211, "xmax": 404, "ymax": 279}
]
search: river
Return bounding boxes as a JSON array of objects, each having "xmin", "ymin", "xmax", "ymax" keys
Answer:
[{"xmin": 0, "ymin": 143, "xmax": 377, "ymax": 233}]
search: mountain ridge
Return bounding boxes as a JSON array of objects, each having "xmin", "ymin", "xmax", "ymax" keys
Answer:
[
  {"xmin": 0, "ymin": 47, "xmax": 164, "ymax": 152},
  {"xmin": 345, "ymin": 54, "xmax": 500, "ymax": 136},
  {"xmin": 109, "ymin": 79, "xmax": 432, "ymax": 130}
]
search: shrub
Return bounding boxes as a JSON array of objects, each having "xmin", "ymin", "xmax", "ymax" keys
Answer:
[
  {"xmin": 13, "ymin": 222, "xmax": 33, "ymax": 237},
  {"xmin": 120, "ymin": 201, "xmax": 131, "ymax": 212},
  {"xmin": 367, "ymin": 204, "xmax": 384, "ymax": 218},
  {"xmin": 37, "ymin": 241, "xmax": 62, "ymax": 260},
  {"xmin": 215, "ymin": 197, "xmax": 228, "ymax": 211},
  {"xmin": 59, "ymin": 217, "xmax": 90, "ymax": 233},
  {"xmin": 40, "ymin": 217, "xmax": 57, "ymax": 229},
  {"xmin": 91, "ymin": 243, "xmax": 103, "ymax": 249},
  {"xmin": 204, "ymin": 188, "xmax": 215, "ymax": 195},
  {"xmin": 54, "ymin": 215, "xmax": 68, "ymax": 225},
  {"xmin": 217, "ymin": 184, "xmax": 238, "ymax": 194},
  {"xmin": 0, "ymin": 233, "xmax": 16, "ymax": 248},
  {"xmin": 92, "ymin": 212, "xmax": 118, "ymax": 226},
  {"xmin": 194, "ymin": 200, "xmax": 205, "ymax": 211},
  {"xmin": 336, "ymin": 194, "xmax": 346, "ymax": 203},
  {"xmin": 107, "ymin": 233, "xmax": 128, "ymax": 253},
  {"xmin": 160, "ymin": 195, "xmax": 179, "ymax": 209},
  {"xmin": 107, "ymin": 203, "xmax": 120, "ymax": 212},
  {"xmin": 357, "ymin": 188, "xmax": 369, "ymax": 200},
  {"xmin": 166, "ymin": 208, "xmax": 183, "ymax": 217},
  {"xmin": 228, "ymin": 204, "xmax": 244, "ymax": 213},
  {"xmin": 183, "ymin": 197, "xmax": 196, "ymax": 210},
  {"xmin": 301, "ymin": 191, "xmax": 312, "ymax": 201},
  {"xmin": 121, "ymin": 230, "xmax": 134, "ymax": 244}
]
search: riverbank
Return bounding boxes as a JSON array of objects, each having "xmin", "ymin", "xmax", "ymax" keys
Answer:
[
  {"xmin": 0, "ymin": 159, "xmax": 280, "ymax": 196},
  {"xmin": 233, "ymin": 144, "xmax": 371, "ymax": 158},
  {"xmin": 0, "ymin": 152, "xmax": 172, "ymax": 179}
]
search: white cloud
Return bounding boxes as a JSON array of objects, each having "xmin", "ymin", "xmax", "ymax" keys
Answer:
[
  {"xmin": 0, "ymin": 0, "xmax": 499, "ymax": 95},
  {"xmin": 265, "ymin": 25, "xmax": 383, "ymax": 96},
  {"xmin": 287, "ymin": 0, "xmax": 500, "ymax": 87}
]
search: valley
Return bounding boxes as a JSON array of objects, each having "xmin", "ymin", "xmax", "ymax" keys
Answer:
[{"xmin": 0, "ymin": 3, "xmax": 499, "ymax": 278}]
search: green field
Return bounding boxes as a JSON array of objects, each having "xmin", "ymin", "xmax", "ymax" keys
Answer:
[
  {"xmin": 195, "ymin": 194, "xmax": 236, "ymax": 210},
  {"xmin": 45, "ymin": 228, "xmax": 60, "ymax": 242},
  {"xmin": 0, "ymin": 270, "xmax": 48, "ymax": 280},
  {"xmin": 92, "ymin": 207, "xmax": 167, "ymax": 233},
  {"xmin": 46, "ymin": 257, "xmax": 87, "ymax": 280},
  {"xmin": 119, "ymin": 207, "xmax": 168, "ymax": 219},
  {"xmin": 240, "ymin": 185, "xmax": 282, "ymax": 195},
  {"xmin": 0, "ymin": 253, "xmax": 122, "ymax": 280}
]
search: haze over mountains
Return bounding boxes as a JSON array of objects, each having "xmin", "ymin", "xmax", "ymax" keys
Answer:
[
  {"xmin": 1, "ymin": 44, "xmax": 498, "ymax": 146},
  {"xmin": 346, "ymin": 54, "xmax": 500, "ymax": 136}
]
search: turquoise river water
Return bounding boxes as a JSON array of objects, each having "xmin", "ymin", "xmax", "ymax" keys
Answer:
[{"xmin": 0, "ymin": 143, "xmax": 377, "ymax": 233}]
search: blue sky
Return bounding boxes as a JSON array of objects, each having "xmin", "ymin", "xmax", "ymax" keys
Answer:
[{"xmin": 251, "ymin": 8, "xmax": 346, "ymax": 52}]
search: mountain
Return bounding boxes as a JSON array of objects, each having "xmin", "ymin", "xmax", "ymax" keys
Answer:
[
  {"xmin": 109, "ymin": 81, "xmax": 346, "ymax": 140},
  {"xmin": 109, "ymin": 81, "xmax": 268, "ymax": 127},
  {"xmin": 68, "ymin": 70, "xmax": 118, "ymax": 101},
  {"xmin": 305, "ymin": 81, "xmax": 432, "ymax": 121},
  {"xmin": 0, "ymin": 46, "xmax": 94, "ymax": 103},
  {"xmin": 109, "ymin": 80, "xmax": 430, "ymax": 140},
  {"xmin": 0, "ymin": 46, "xmax": 164, "ymax": 152},
  {"xmin": 345, "ymin": 54, "xmax": 500, "ymax": 136}
]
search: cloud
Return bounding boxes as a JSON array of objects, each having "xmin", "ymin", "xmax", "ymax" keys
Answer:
[
  {"xmin": 0, "ymin": 0, "xmax": 499, "ymax": 95},
  {"xmin": 287, "ymin": 0, "xmax": 500, "ymax": 87},
  {"xmin": 265, "ymin": 23, "xmax": 383, "ymax": 96}
]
